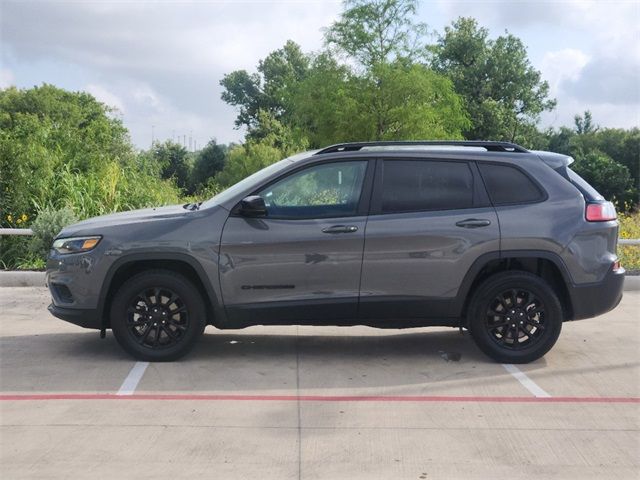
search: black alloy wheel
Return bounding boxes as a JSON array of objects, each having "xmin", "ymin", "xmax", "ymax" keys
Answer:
[
  {"xmin": 110, "ymin": 270, "xmax": 206, "ymax": 361},
  {"xmin": 126, "ymin": 287, "xmax": 190, "ymax": 349},
  {"xmin": 468, "ymin": 271, "xmax": 562, "ymax": 363},
  {"xmin": 485, "ymin": 288, "xmax": 546, "ymax": 351}
]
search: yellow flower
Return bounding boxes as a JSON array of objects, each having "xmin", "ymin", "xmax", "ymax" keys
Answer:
[
  {"xmin": 6, "ymin": 214, "xmax": 12, "ymax": 222},
  {"xmin": 16, "ymin": 218, "xmax": 22, "ymax": 224},
  {"xmin": 21, "ymin": 214, "xmax": 28, "ymax": 222}
]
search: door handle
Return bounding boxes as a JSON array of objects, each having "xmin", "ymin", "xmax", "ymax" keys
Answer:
[
  {"xmin": 455, "ymin": 218, "xmax": 491, "ymax": 228},
  {"xmin": 322, "ymin": 225, "xmax": 359, "ymax": 234}
]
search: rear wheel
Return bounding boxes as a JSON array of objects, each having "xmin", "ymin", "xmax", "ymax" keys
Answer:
[
  {"xmin": 467, "ymin": 271, "xmax": 563, "ymax": 363},
  {"xmin": 110, "ymin": 270, "xmax": 206, "ymax": 361}
]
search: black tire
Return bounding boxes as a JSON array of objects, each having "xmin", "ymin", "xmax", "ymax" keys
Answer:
[
  {"xmin": 467, "ymin": 271, "xmax": 563, "ymax": 364},
  {"xmin": 110, "ymin": 270, "xmax": 206, "ymax": 361}
]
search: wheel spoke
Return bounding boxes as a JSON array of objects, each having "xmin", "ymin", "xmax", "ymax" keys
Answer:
[
  {"xmin": 153, "ymin": 288, "xmax": 162, "ymax": 306},
  {"xmin": 525, "ymin": 318, "xmax": 545, "ymax": 330},
  {"xmin": 152, "ymin": 325, "xmax": 161, "ymax": 346},
  {"xmin": 162, "ymin": 324, "xmax": 179, "ymax": 339},
  {"xmin": 170, "ymin": 305, "xmax": 187, "ymax": 315},
  {"xmin": 169, "ymin": 319, "xmax": 187, "ymax": 331},
  {"xmin": 511, "ymin": 289, "xmax": 520, "ymax": 306},
  {"xmin": 137, "ymin": 325, "xmax": 153, "ymax": 344}
]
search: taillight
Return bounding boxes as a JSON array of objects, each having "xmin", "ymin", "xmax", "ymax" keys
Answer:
[{"xmin": 585, "ymin": 202, "xmax": 617, "ymax": 222}]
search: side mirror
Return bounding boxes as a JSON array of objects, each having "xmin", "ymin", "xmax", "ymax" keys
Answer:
[{"xmin": 236, "ymin": 195, "xmax": 267, "ymax": 217}]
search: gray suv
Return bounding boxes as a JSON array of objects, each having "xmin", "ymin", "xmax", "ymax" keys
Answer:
[{"xmin": 46, "ymin": 141, "xmax": 625, "ymax": 363}]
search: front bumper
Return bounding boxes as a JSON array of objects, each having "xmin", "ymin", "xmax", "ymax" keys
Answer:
[
  {"xmin": 48, "ymin": 303, "xmax": 102, "ymax": 329},
  {"xmin": 568, "ymin": 267, "xmax": 625, "ymax": 320}
]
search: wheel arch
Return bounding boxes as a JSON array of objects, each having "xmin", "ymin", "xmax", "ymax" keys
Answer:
[
  {"xmin": 456, "ymin": 250, "xmax": 574, "ymax": 323},
  {"xmin": 98, "ymin": 253, "xmax": 222, "ymax": 329}
]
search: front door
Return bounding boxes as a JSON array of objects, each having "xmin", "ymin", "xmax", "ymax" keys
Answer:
[{"xmin": 219, "ymin": 160, "xmax": 371, "ymax": 324}]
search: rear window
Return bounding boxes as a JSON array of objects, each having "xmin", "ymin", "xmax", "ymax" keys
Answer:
[
  {"xmin": 381, "ymin": 160, "xmax": 474, "ymax": 213},
  {"xmin": 567, "ymin": 169, "xmax": 604, "ymax": 201},
  {"xmin": 479, "ymin": 164, "xmax": 544, "ymax": 205}
]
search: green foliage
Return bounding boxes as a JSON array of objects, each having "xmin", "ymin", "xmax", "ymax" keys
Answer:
[
  {"xmin": 325, "ymin": 0, "xmax": 427, "ymax": 68},
  {"xmin": 544, "ymin": 112, "xmax": 639, "ymax": 207},
  {"xmin": 293, "ymin": 60, "xmax": 468, "ymax": 145},
  {"xmin": 215, "ymin": 114, "xmax": 308, "ymax": 187},
  {"xmin": 144, "ymin": 140, "xmax": 192, "ymax": 192},
  {"xmin": 191, "ymin": 140, "xmax": 227, "ymax": 192},
  {"xmin": 618, "ymin": 212, "xmax": 640, "ymax": 273},
  {"xmin": 572, "ymin": 151, "xmax": 634, "ymax": 205},
  {"xmin": 220, "ymin": 40, "xmax": 309, "ymax": 132},
  {"xmin": 0, "ymin": 84, "xmax": 183, "ymax": 269},
  {"xmin": 28, "ymin": 206, "xmax": 78, "ymax": 261},
  {"xmin": 430, "ymin": 17, "xmax": 556, "ymax": 141}
]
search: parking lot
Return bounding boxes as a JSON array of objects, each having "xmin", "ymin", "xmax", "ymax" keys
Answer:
[{"xmin": 0, "ymin": 286, "xmax": 638, "ymax": 479}]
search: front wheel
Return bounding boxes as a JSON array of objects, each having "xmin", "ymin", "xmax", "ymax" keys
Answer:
[
  {"xmin": 467, "ymin": 272, "xmax": 563, "ymax": 363},
  {"xmin": 110, "ymin": 270, "xmax": 206, "ymax": 361}
]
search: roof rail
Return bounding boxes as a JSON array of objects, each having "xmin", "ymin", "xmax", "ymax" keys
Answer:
[{"xmin": 315, "ymin": 140, "xmax": 529, "ymax": 155}]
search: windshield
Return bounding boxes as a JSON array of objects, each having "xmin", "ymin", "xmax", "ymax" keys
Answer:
[{"xmin": 200, "ymin": 157, "xmax": 295, "ymax": 209}]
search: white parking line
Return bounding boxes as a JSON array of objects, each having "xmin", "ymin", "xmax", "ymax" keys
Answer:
[
  {"xmin": 502, "ymin": 363, "xmax": 551, "ymax": 398},
  {"xmin": 116, "ymin": 362, "xmax": 149, "ymax": 396}
]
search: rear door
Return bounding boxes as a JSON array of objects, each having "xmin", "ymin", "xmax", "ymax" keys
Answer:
[
  {"xmin": 359, "ymin": 158, "xmax": 500, "ymax": 320},
  {"xmin": 220, "ymin": 159, "xmax": 373, "ymax": 324}
]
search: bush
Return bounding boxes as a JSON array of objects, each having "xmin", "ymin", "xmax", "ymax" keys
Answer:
[
  {"xmin": 571, "ymin": 151, "xmax": 634, "ymax": 207},
  {"xmin": 28, "ymin": 206, "xmax": 78, "ymax": 261},
  {"xmin": 618, "ymin": 211, "xmax": 640, "ymax": 274}
]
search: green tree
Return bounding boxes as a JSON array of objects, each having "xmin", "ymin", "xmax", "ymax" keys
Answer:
[
  {"xmin": 215, "ymin": 115, "xmax": 307, "ymax": 187},
  {"xmin": 220, "ymin": 40, "xmax": 309, "ymax": 133},
  {"xmin": 0, "ymin": 84, "xmax": 182, "ymax": 268},
  {"xmin": 291, "ymin": 1, "xmax": 468, "ymax": 145},
  {"xmin": 325, "ymin": 0, "xmax": 427, "ymax": 68},
  {"xmin": 191, "ymin": 140, "xmax": 227, "ymax": 191},
  {"xmin": 147, "ymin": 140, "xmax": 191, "ymax": 192},
  {"xmin": 574, "ymin": 110, "xmax": 597, "ymax": 135},
  {"xmin": 430, "ymin": 17, "xmax": 556, "ymax": 141},
  {"xmin": 293, "ymin": 60, "xmax": 469, "ymax": 145}
]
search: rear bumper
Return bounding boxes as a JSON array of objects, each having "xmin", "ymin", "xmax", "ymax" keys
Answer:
[
  {"xmin": 568, "ymin": 268, "xmax": 625, "ymax": 320},
  {"xmin": 48, "ymin": 303, "xmax": 102, "ymax": 330}
]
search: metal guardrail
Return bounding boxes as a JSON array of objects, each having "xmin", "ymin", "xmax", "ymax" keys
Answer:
[
  {"xmin": 1, "ymin": 228, "xmax": 639, "ymax": 244},
  {"xmin": 0, "ymin": 228, "xmax": 34, "ymax": 236}
]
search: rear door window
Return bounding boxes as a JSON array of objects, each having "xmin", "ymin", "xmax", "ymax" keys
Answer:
[
  {"xmin": 380, "ymin": 160, "xmax": 474, "ymax": 213},
  {"xmin": 478, "ymin": 163, "xmax": 544, "ymax": 205}
]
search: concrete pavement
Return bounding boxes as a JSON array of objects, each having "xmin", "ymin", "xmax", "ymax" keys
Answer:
[{"xmin": 0, "ymin": 287, "xmax": 638, "ymax": 479}]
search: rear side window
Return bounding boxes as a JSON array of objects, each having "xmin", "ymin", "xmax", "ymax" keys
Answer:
[
  {"xmin": 381, "ymin": 160, "xmax": 474, "ymax": 213},
  {"xmin": 479, "ymin": 164, "xmax": 544, "ymax": 205}
]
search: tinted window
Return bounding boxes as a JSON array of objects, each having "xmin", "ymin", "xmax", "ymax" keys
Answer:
[
  {"xmin": 381, "ymin": 160, "xmax": 474, "ymax": 213},
  {"xmin": 479, "ymin": 164, "xmax": 543, "ymax": 205},
  {"xmin": 258, "ymin": 161, "xmax": 367, "ymax": 218}
]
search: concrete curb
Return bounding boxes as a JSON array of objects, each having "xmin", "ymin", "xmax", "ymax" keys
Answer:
[
  {"xmin": 1, "ymin": 270, "xmax": 639, "ymax": 291},
  {"xmin": 0, "ymin": 271, "xmax": 46, "ymax": 287}
]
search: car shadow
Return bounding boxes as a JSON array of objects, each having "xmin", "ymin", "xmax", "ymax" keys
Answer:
[{"xmin": 0, "ymin": 328, "xmax": 553, "ymax": 393}]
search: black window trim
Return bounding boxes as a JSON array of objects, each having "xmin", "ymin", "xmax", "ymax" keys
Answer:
[
  {"xmin": 369, "ymin": 157, "xmax": 490, "ymax": 216},
  {"xmin": 230, "ymin": 158, "xmax": 375, "ymax": 220},
  {"xmin": 476, "ymin": 161, "xmax": 548, "ymax": 207}
]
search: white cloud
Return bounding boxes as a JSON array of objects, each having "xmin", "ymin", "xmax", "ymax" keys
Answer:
[
  {"xmin": 85, "ymin": 84, "xmax": 125, "ymax": 112},
  {"xmin": 0, "ymin": 69, "xmax": 15, "ymax": 89},
  {"xmin": 540, "ymin": 49, "xmax": 590, "ymax": 96}
]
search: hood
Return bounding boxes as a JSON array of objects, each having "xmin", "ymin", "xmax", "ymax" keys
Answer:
[{"xmin": 58, "ymin": 204, "xmax": 193, "ymax": 237}]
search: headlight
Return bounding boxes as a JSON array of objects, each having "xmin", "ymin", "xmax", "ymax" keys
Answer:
[{"xmin": 52, "ymin": 236, "xmax": 102, "ymax": 254}]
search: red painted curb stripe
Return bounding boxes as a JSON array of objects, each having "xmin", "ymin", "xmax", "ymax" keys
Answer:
[{"xmin": 0, "ymin": 394, "xmax": 639, "ymax": 403}]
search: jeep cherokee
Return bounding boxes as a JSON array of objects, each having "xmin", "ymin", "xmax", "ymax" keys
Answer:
[{"xmin": 46, "ymin": 141, "xmax": 625, "ymax": 363}]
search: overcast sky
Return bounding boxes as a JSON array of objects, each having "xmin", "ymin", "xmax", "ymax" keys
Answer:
[{"xmin": 1, "ymin": 0, "xmax": 639, "ymax": 150}]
